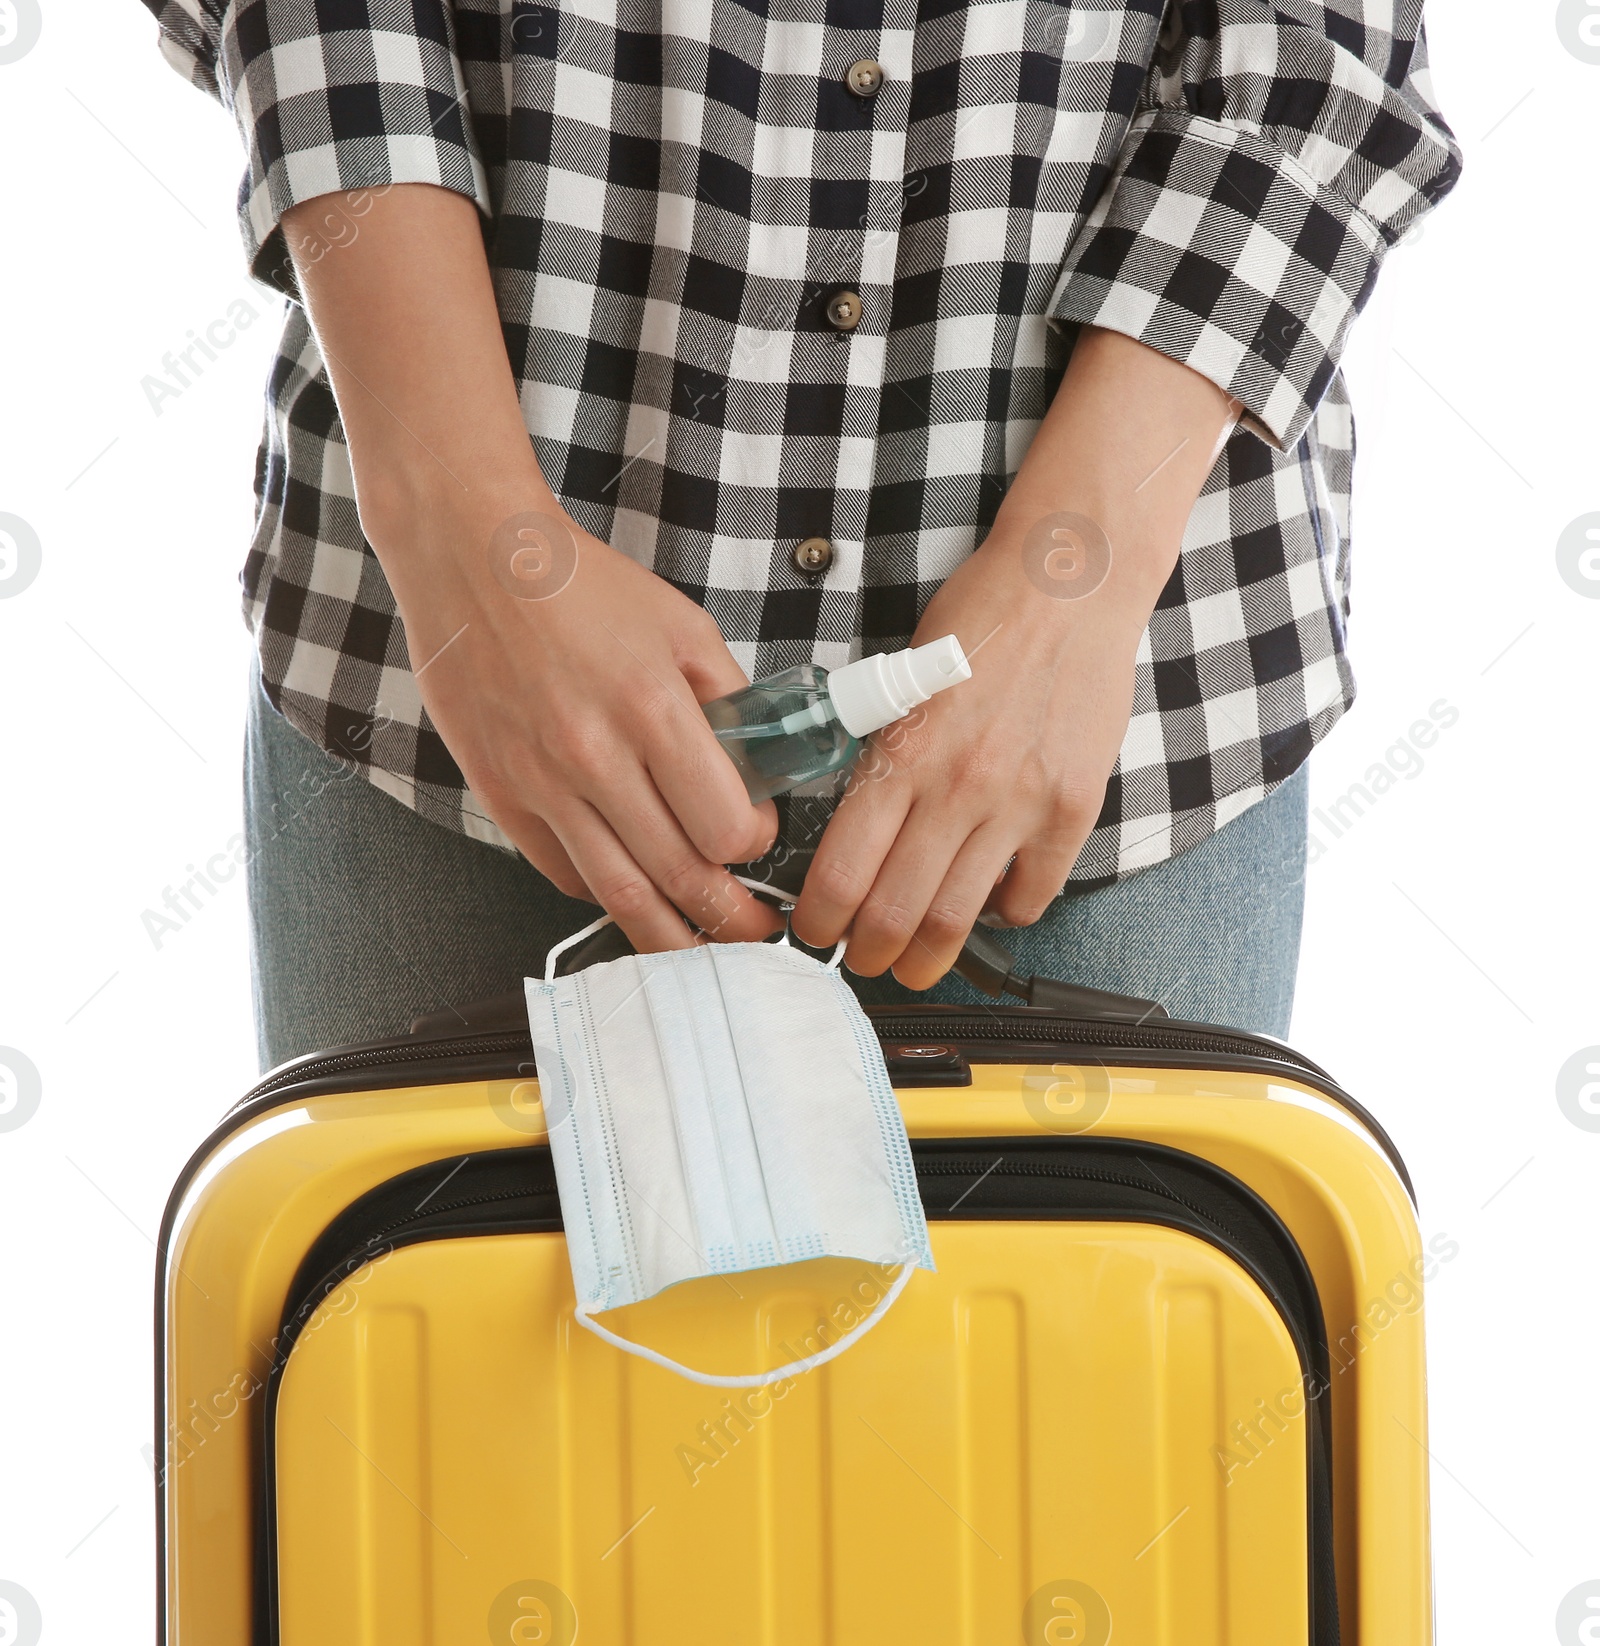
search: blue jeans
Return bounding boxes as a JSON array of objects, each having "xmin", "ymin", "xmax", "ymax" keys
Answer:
[{"xmin": 244, "ymin": 662, "xmax": 1309, "ymax": 1071}]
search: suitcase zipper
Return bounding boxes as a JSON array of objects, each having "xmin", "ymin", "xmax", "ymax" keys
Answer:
[
  {"xmin": 880, "ymin": 1012, "xmax": 1327, "ymax": 1068},
  {"xmin": 349, "ymin": 1162, "xmax": 1256, "ymax": 1265},
  {"xmin": 917, "ymin": 1156, "xmax": 1251, "ymax": 1248},
  {"xmin": 233, "ymin": 1000, "xmax": 1336, "ymax": 1106},
  {"xmin": 235, "ymin": 1031, "xmax": 533, "ymax": 1105},
  {"xmin": 238, "ymin": 1015, "xmax": 1339, "ymax": 1106}
]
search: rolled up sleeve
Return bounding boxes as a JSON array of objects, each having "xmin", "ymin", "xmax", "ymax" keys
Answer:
[
  {"xmin": 140, "ymin": 0, "xmax": 491, "ymax": 296},
  {"xmin": 1048, "ymin": 0, "xmax": 1463, "ymax": 450},
  {"xmin": 143, "ymin": 0, "xmax": 225, "ymax": 98}
]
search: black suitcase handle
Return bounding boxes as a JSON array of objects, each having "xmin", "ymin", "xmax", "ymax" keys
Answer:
[{"xmin": 408, "ymin": 869, "xmax": 1167, "ymax": 1037}]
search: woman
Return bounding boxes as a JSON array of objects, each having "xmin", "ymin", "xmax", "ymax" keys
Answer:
[{"xmin": 140, "ymin": 0, "xmax": 1460, "ymax": 1069}]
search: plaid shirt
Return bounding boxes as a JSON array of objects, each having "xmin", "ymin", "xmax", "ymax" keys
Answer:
[{"xmin": 143, "ymin": 0, "xmax": 1459, "ymax": 884}]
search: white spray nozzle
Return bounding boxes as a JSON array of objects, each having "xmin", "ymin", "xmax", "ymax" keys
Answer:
[{"xmin": 827, "ymin": 635, "xmax": 973, "ymax": 738}]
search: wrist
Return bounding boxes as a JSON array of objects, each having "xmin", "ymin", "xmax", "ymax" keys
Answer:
[
  {"xmin": 974, "ymin": 507, "xmax": 1171, "ymax": 642},
  {"xmin": 360, "ymin": 461, "xmax": 562, "ymax": 573}
]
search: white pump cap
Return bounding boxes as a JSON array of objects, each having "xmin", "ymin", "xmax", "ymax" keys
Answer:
[{"xmin": 827, "ymin": 635, "xmax": 972, "ymax": 738}]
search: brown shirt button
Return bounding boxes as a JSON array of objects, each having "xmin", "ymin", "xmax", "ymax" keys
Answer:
[
  {"xmin": 825, "ymin": 289, "xmax": 863, "ymax": 332},
  {"xmin": 792, "ymin": 536, "xmax": 833, "ymax": 574},
  {"xmin": 846, "ymin": 59, "xmax": 884, "ymax": 97}
]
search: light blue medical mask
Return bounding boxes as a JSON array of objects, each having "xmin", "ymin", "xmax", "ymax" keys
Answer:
[{"xmin": 523, "ymin": 885, "xmax": 934, "ymax": 1386}]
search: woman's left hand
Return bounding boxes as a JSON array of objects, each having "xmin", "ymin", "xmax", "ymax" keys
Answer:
[
  {"xmin": 788, "ymin": 325, "xmax": 1241, "ymax": 986},
  {"xmin": 788, "ymin": 524, "xmax": 1146, "ymax": 987}
]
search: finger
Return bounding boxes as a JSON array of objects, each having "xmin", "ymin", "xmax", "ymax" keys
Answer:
[
  {"xmin": 985, "ymin": 826, "xmax": 1083, "ymax": 928},
  {"xmin": 595, "ymin": 778, "xmax": 785, "ymax": 944},
  {"xmin": 543, "ymin": 801, "xmax": 704, "ymax": 954},
  {"xmin": 892, "ymin": 823, "xmax": 1021, "ymax": 991},
  {"xmin": 660, "ymin": 618, "xmax": 781, "ymax": 864},
  {"xmin": 840, "ymin": 806, "xmax": 978, "ymax": 979},
  {"xmin": 789, "ymin": 754, "xmax": 913, "ymax": 948},
  {"xmin": 646, "ymin": 708, "xmax": 779, "ymax": 867},
  {"xmin": 500, "ymin": 812, "xmax": 596, "ymax": 903}
]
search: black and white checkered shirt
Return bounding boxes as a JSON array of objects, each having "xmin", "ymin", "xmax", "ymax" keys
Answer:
[{"xmin": 143, "ymin": 0, "xmax": 1459, "ymax": 884}]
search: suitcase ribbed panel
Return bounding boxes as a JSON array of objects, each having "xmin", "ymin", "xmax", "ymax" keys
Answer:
[
  {"xmin": 353, "ymin": 1307, "xmax": 431, "ymax": 1641},
  {"xmin": 274, "ymin": 1226, "xmax": 1309, "ymax": 1645}
]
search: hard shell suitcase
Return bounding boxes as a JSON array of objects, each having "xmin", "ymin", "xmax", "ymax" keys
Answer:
[{"xmin": 156, "ymin": 927, "xmax": 1433, "ymax": 1646}]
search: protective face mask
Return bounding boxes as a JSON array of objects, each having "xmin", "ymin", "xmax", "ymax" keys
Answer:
[{"xmin": 523, "ymin": 892, "xmax": 934, "ymax": 1387}]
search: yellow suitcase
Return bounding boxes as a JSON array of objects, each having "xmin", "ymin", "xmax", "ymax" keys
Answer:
[{"xmin": 156, "ymin": 968, "xmax": 1431, "ymax": 1645}]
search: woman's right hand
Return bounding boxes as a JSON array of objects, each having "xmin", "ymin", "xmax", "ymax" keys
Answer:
[
  {"xmin": 377, "ymin": 489, "xmax": 783, "ymax": 954},
  {"xmin": 280, "ymin": 182, "xmax": 780, "ymax": 952}
]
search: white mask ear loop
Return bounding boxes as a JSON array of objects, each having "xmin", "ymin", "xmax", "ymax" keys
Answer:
[
  {"xmin": 543, "ymin": 876, "xmax": 845, "ymax": 981},
  {"xmin": 543, "ymin": 910, "xmax": 616, "ymax": 981},
  {"xmin": 769, "ymin": 900, "xmax": 846, "ymax": 970},
  {"xmin": 573, "ymin": 1261, "xmax": 915, "ymax": 1387}
]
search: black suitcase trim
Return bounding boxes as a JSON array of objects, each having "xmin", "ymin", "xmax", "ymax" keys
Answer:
[{"xmin": 248, "ymin": 1138, "xmax": 1339, "ymax": 1646}]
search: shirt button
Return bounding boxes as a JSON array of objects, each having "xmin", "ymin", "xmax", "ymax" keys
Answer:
[
  {"xmin": 845, "ymin": 59, "xmax": 884, "ymax": 97},
  {"xmin": 825, "ymin": 289, "xmax": 863, "ymax": 333},
  {"xmin": 792, "ymin": 536, "xmax": 834, "ymax": 574}
]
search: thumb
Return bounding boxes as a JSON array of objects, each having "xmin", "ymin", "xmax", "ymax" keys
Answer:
[{"xmin": 668, "ymin": 621, "xmax": 780, "ymax": 859}]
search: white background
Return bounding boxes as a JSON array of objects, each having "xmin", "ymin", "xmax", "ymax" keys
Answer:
[{"xmin": 1, "ymin": 1, "xmax": 1597, "ymax": 1639}]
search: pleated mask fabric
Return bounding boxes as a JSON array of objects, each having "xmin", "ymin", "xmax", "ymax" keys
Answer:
[{"xmin": 524, "ymin": 939, "xmax": 933, "ymax": 1385}]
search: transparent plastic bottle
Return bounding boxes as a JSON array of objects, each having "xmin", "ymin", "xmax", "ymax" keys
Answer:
[{"xmin": 703, "ymin": 636, "xmax": 971, "ymax": 803}]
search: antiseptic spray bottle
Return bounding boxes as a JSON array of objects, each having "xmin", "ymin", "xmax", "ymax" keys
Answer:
[{"xmin": 703, "ymin": 636, "xmax": 972, "ymax": 802}]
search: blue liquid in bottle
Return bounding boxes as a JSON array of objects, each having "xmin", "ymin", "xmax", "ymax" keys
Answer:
[
  {"xmin": 702, "ymin": 637, "xmax": 972, "ymax": 803},
  {"xmin": 702, "ymin": 664, "xmax": 858, "ymax": 803}
]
